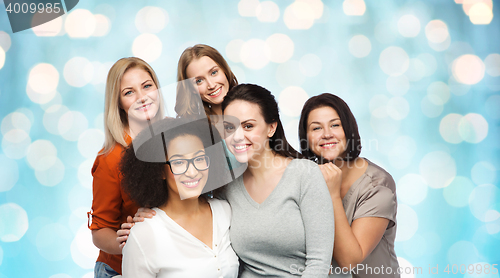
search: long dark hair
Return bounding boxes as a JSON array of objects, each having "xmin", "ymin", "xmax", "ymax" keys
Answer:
[
  {"xmin": 222, "ymin": 84, "xmax": 303, "ymax": 159},
  {"xmin": 298, "ymin": 93, "xmax": 361, "ymax": 163}
]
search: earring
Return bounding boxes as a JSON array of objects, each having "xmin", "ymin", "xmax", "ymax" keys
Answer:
[{"xmin": 208, "ymin": 104, "xmax": 212, "ymax": 109}]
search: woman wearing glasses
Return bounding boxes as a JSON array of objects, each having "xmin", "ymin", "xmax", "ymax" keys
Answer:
[{"xmin": 120, "ymin": 117, "xmax": 239, "ymax": 278}]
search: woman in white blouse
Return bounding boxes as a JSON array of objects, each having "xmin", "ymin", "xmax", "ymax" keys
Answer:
[{"xmin": 119, "ymin": 117, "xmax": 239, "ymax": 278}]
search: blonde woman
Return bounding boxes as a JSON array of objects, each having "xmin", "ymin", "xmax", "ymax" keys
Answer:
[{"xmin": 88, "ymin": 57, "xmax": 164, "ymax": 277}]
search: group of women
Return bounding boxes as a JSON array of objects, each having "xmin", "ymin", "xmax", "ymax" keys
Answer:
[{"xmin": 88, "ymin": 44, "xmax": 399, "ymax": 278}]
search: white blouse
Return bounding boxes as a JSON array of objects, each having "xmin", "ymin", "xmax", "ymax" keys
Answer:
[{"xmin": 122, "ymin": 198, "xmax": 239, "ymax": 278}]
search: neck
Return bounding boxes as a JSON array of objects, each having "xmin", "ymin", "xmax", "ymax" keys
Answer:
[
  {"xmin": 210, "ymin": 104, "xmax": 222, "ymax": 116},
  {"xmin": 159, "ymin": 193, "xmax": 205, "ymax": 218},
  {"xmin": 247, "ymin": 147, "xmax": 282, "ymax": 177},
  {"xmin": 127, "ymin": 119, "xmax": 153, "ymax": 139}
]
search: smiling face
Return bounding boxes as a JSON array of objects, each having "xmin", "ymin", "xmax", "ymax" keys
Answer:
[
  {"xmin": 306, "ymin": 106, "xmax": 347, "ymax": 161},
  {"xmin": 185, "ymin": 56, "xmax": 229, "ymax": 108},
  {"xmin": 119, "ymin": 67, "xmax": 159, "ymax": 123},
  {"xmin": 165, "ymin": 134, "xmax": 209, "ymax": 200},
  {"xmin": 223, "ymin": 100, "xmax": 276, "ymax": 164}
]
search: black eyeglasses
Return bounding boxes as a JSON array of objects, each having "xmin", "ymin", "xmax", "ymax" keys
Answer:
[{"xmin": 165, "ymin": 155, "xmax": 210, "ymax": 175}]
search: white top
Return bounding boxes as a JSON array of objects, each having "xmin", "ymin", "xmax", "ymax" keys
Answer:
[{"xmin": 122, "ymin": 198, "xmax": 239, "ymax": 278}]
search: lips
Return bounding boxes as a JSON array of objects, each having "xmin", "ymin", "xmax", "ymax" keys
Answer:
[
  {"xmin": 320, "ymin": 142, "xmax": 337, "ymax": 149},
  {"xmin": 135, "ymin": 103, "xmax": 152, "ymax": 111},
  {"xmin": 208, "ymin": 87, "xmax": 222, "ymax": 97},
  {"xmin": 233, "ymin": 144, "xmax": 251, "ymax": 153},
  {"xmin": 181, "ymin": 178, "xmax": 201, "ymax": 188}
]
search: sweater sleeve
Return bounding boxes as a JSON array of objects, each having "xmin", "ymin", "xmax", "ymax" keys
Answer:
[
  {"xmin": 89, "ymin": 149, "xmax": 123, "ymax": 230},
  {"xmin": 298, "ymin": 160, "xmax": 334, "ymax": 278}
]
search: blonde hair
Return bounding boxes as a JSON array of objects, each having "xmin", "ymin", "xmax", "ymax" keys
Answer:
[
  {"xmin": 102, "ymin": 57, "xmax": 164, "ymax": 154},
  {"xmin": 175, "ymin": 44, "xmax": 238, "ymax": 117}
]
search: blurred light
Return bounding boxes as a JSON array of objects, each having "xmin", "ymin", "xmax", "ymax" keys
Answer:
[
  {"xmin": 27, "ymin": 140, "xmax": 57, "ymax": 171},
  {"xmin": 93, "ymin": 4, "xmax": 116, "ymax": 21},
  {"xmin": 68, "ymin": 185, "xmax": 92, "ymax": 212},
  {"xmin": 92, "ymin": 14, "xmax": 111, "ymax": 36},
  {"xmin": 299, "ymin": 0, "xmax": 324, "ymax": 19},
  {"xmin": 26, "ymin": 85, "xmax": 57, "ymax": 104},
  {"xmin": 226, "ymin": 39, "xmax": 245, "ymax": 63},
  {"xmin": 469, "ymin": 3, "xmax": 494, "ymax": 24},
  {"xmin": 43, "ymin": 105, "xmax": 70, "ymax": 135},
  {"xmin": 58, "ymin": 111, "xmax": 89, "ymax": 141},
  {"xmin": 132, "ymin": 33, "xmax": 163, "ymax": 63},
  {"xmin": 405, "ymin": 58, "xmax": 426, "ymax": 82},
  {"xmin": 462, "ymin": 0, "xmax": 493, "ymax": 15},
  {"xmin": 417, "ymin": 53, "xmax": 437, "ymax": 76},
  {"xmin": 0, "ymin": 246, "xmax": 3, "ymax": 266},
  {"xmin": 379, "ymin": 46, "xmax": 410, "ymax": 76},
  {"xmin": 427, "ymin": 81, "xmax": 450, "ymax": 105},
  {"xmin": 485, "ymin": 53, "xmax": 500, "ymax": 76},
  {"xmin": 428, "ymin": 36, "xmax": 451, "ymax": 52},
  {"xmin": 0, "ymin": 155, "xmax": 19, "ymax": 192},
  {"xmin": 0, "ymin": 48, "xmax": 4, "ymax": 70},
  {"xmin": 386, "ymin": 75, "xmax": 410, "ymax": 96},
  {"xmin": 343, "ymin": 0, "xmax": 366, "ymax": 16},
  {"xmin": 452, "ymin": 54, "xmax": 485, "ymax": 85},
  {"xmin": 397, "ymin": 174, "xmax": 428, "ymax": 205},
  {"xmin": 447, "ymin": 241, "xmax": 479, "ymax": 265},
  {"xmin": 403, "ymin": 234, "xmax": 427, "ymax": 258},
  {"xmin": 396, "ymin": 257, "xmax": 415, "ymax": 278},
  {"xmin": 284, "ymin": 1, "xmax": 314, "ymax": 30},
  {"xmin": 471, "ymin": 161, "xmax": 497, "ymax": 185},
  {"xmin": 425, "ymin": 20, "xmax": 449, "ymax": 43},
  {"xmin": 485, "ymin": 94, "xmax": 500, "ymax": 119},
  {"xmin": 0, "ymin": 31, "xmax": 11, "ymax": 52},
  {"xmin": 443, "ymin": 176, "xmax": 475, "ymax": 207},
  {"xmin": 469, "ymin": 184, "xmax": 499, "ymax": 222},
  {"xmin": 276, "ymin": 60, "xmax": 306, "ymax": 87},
  {"xmin": 231, "ymin": 65, "xmax": 246, "ymax": 83},
  {"xmin": 388, "ymin": 136, "xmax": 417, "ymax": 169},
  {"xmin": 370, "ymin": 116, "xmax": 400, "ymax": 136},
  {"xmin": 369, "ymin": 94, "xmax": 389, "ymax": 118},
  {"xmin": 278, "ymin": 86, "xmax": 309, "ymax": 117},
  {"xmin": 374, "ymin": 21, "xmax": 397, "ymax": 44},
  {"xmin": 397, "ymin": 14, "xmax": 421, "ymax": 37},
  {"xmin": 256, "ymin": 1, "xmax": 280, "ymax": 22},
  {"xmin": 0, "ymin": 203, "xmax": 29, "ymax": 242},
  {"xmin": 1, "ymin": 129, "xmax": 31, "ymax": 159},
  {"xmin": 419, "ymin": 151, "xmax": 456, "ymax": 188},
  {"xmin": 77, "ymin": 129, "xmax": 104, "ymax": 159},
  {"xmin": 36, "ymin": 223, "xmax": 72, "ymax": 261},
  {"xmin": 266, "ymin": 33, "xmax": 294, "ymax": 63},
  {"xmin": 35, "ymin": 157, "xmax": 65, "ymax": 186},
  {"xmin": 284, "ymin": 119, "xmax": 300, "ymax": 152},
  {"xmin": 240, "ymin": 39, "xmax": 270, "ymax": 69},
  {"xmin": 90, "ymin": 61, "xmax": 112, "ymax": 85},
  {"xmin": 78, "ymin": 159, "xmax": 94, "ymax": 189},
  {"xmin": 396, "ymin": 205, "xmax": 418, "ymax": 242},
  {"xmin": 65, "ymin": 9, "xmax": 96, "ymax": 38},
  {"xmin": 299, "ymin": 53, "xmax": 322, "ymax": 77},
  {"xmin": 32, "ymin": 14, "xmax": 63, "ymax": 36},
  {"xmin": 1, "ymin": 112, "xmax": 31, "ymax": 135},
  {"xmin": 94, "ymin": 113, "xmax": 104, "ymax": 131},
  {"xmin": 28, "ymin": 63, "xmax": 59, "ymax": 95},
  {"xmin": 71, "ymin": 225, "xmax": 99, "ymax": 269},
  {"xmin": 238, "ymin": 0, "xmax": 259, "ymax": 17},
  {"xmin": 458, "ymin": 113, "xmax": 488, "ymax": 143},
  {"xmin": 348, "ymin": 35, "xmax": 371, "ymax": 58},
  {"xmin": 448, "ymin": 76, "xmax": 471, "ymax": 96},
  {"xmin": 64, "ymin": 57, "xmax": 93, "ymax": 87},
  {"xmin": 439, "ymin": 113, "xmax": 463, "ymax": 144},
  {"xmin": 387, "ymin": 96, "xmax": 410, "ymax": 120},
  {"xmin": 135, "ymin": 6, "xmax": 168, "ymax": 34},
  {"xmin": 49, "ymin": 274, "xmax": 71, "ymax": 278}
]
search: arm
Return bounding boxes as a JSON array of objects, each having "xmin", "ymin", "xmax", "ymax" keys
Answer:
[
  {"xmin": 299, "ymin": 162, "xmax": 335, "ymax": 278},
  {"xmin": 122, "ymin": 225, "xmax": 156, "ymax": 278},
  {"xmin": 320, "ymin": 163, "xmax": 392, "ymax": 268}
]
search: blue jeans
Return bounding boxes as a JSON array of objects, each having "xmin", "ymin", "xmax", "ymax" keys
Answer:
[{"xmin": 94, "ymin": 261, "xmax": 120, "ymax": 278}]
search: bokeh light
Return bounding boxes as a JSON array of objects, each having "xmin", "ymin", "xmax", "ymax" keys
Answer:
[
  {"xmin": 419, "ymin": 151, "xmax": 456, "ymax": 189},
  {"xmin": 226, "ymin": 39, "xmax": 244, "ymax": 63},
  {"xmin": 299, "ymin": 53, "xmax": 322, "ymax": 77},
  {"xmin": 36, "ymin": 223, "xmax": 73, "ymax": 261},
  {"xmin": 135, "ymin": 6, "xmax": 168, "ymax": 34},
  {"xmin": 447, "ymin": 241, "xmax": 479, "ymax": 265},
  {"xmin": 278, "ymin": 86, "xmax": 309, "ymax": 117},
  {"xmin": 28, "ymin": 63, "xmax": 59, "ymax": 95},
  {"xmin": 396, "ymin": 205, "xmax": 419, "ymax": 242},
  {"xmin": 240, "ymin": 39, "xmax": 270, "ymax": 69},
  {"xmin": 443, "ymin": 176, "xmax": 475, "ymax": 207},
  {"xmin": 471, "ymin": 161, "xmax": 497, "ymax": 185},
  {"xmin": 238, "ymin": 0, "xmax": 259, "ymax": 17},
  {"xmin": 484, "ymin": 53, "xmax": 500, "ymax": 77},
  {"xmin": 397, "ymin": 174, "xmax": 428, "ymax": 206},
  {"xmin": 469, "ymin": 184, "xmax": 499, "ymax": 222},
  {"xmin": 132, "ymin": 33, "xmax": 163, "ymax": 63},
  {"xmin": 256, "ymin": 1, "xmax": 280, "ymax": 22},
  {"xmin": 58, "ymin": 111, "xmax": 89, "ymax": 141},
  {"xmin": 343, "ymin": 0, "xmax": 366, "ymax": 16},
  {"xmin": 379, "ymin": 46, "xmax": 410, "ymax": 76},
  {"xmin": 0, "ymin": 155, "xmax": 19, "ymax": 192},
  {"xmin": 458, "ymin": 113, "xmax": 488, "ymax": 143},
  {"xmin": 0, "ymin": 203, "xmax": 29, "ymax": 242},
  {"xmin": 439, "ymin": 113, "xmax": 463, "ymax": 144},
  {"xmin": 397, "ymin": 14, "xmax": 421, "ymax": 37},
  {"xmin": 64, "ymin": 57, "xmax": 93, "ymax": 88},
  {"xmin": 32, "ymin": 14, "xmax": 63, "ymax": 36},
  {"xmin": 348, "ymin": 35, "xmax": 371, "ymax": 58},
  {"xmin": 92, "ymin": 15, "xmax": 111, "ymax": 37},
  {"xmin": 65, "ymin": 9, "xmax": 97, "ymax": 38},
  {"xmin": 0, "ymin": 31, "xmax": 11, "ymax": 52},
  {"xmin": 427, "ymin": 81, "xmax": 450, "ymax": 105},
  {"xmin": 452, "ymin": 54, "xmax": 485, "ymax": 85},
  {"xmin": 386, "ymin": 76, "xmax": 410, "ymax": 96},
  {"xmin": 266, "ymin": 33, "xmax": 294, "ymax": 63},
  {"xmin": 387, "ymin": 136, "xmax": 417, "ymax": 169}
]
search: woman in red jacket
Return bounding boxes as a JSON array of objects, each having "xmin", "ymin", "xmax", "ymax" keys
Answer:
[{"xmin": 88, "ymin": 57, "xmax": 164, "ymax": 277}]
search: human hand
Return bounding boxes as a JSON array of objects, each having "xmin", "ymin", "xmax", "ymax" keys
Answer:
[
  {"xmin": 319, "ymin": 162, "xmax": 342, "ymax": 198},
  {"xmin": 133, "ymin": 207, "xmax": 156, "ymax": 223},
  {"xmin": 117, "ymin": 216, "xmax": 134, "ymax": 250}
]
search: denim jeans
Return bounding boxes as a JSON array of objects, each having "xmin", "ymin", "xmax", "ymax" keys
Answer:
[{"xmin": 94, "ymin": 261, "xmax": 120, "ymax": 278}]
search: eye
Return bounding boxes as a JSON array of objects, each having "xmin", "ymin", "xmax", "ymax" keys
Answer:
[
  {"xmin": 211, "ymin": 69, "xmax": 218, "ymax": 76},
  {"xmin": 194, "ymin": 156, "xmax": 206, "ymax": 162},
  {"xmin": 331, "ymin": 124, "xmax": 340, "ymax": 128},
  {"xmin": 243, "ymin": 124, "xmax": 253, "ymax": 129},
  {"xmin": 195, "ymin": 78, "xmax": 203, "ymax": 85},
  {"xmin": 171, "ymin": 160, "xmax": 185, "ymax": 166},
  {"xmin": 144, "ymin": 84, "xmax": 152, "ymax": 89},
  {"xmin": 124, "ymin": 90, "xmax": 132, "ymax": 96},
  {"xmin": 312, "ymin": 126, "xmax": 321, "ymax": 131},
  {"xmin": 224, "ymin": 123, "xmax": 235, "ymax": 131}
]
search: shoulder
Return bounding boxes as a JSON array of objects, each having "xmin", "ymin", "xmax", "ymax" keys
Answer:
[
  {"xmin": 92, "ymin": 143, "xmax": 126, "ymax": 173},
  {"xmin": 363, "ymin": 159, "xmax": 396, "ymax": 193},
  {"xmin": 208, "ymin": 198, "xmax": 231, "ymax": 217},
  {"xmin": 286, "ymin": 158, "xmax": 321, "ymax": 176}
]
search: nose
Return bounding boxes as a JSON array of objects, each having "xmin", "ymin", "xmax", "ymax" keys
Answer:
[
  {"xmin": 206, "ymin": 77, "xmax": 216, "ymax": 90},
  {"xmin": 136, "ymin": 89, "xmax": 148, "ymax": 103},
  {"xmin": 232, "ymin": 126, "xmax": 244, "ymax": 142},
  {"xmin": 184, "ymin": 161, "xmax": 198, "ymax": 178},
  {"xmin": 322, "ymin": 127, "xmax": 334, "ymax": 139}
]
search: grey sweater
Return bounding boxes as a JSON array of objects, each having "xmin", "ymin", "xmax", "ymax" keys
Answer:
[{"xmin": 221, "ymin": 159, "xmax": 334, "ymax": 278}]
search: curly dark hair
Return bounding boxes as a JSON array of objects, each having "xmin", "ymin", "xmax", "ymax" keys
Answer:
[{"xmin": 120, "ymin": 117, "xmax": 227, "ymax": 208}]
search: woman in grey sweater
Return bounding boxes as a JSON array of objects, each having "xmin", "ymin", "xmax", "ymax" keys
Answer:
[
  {"xmin": 298, "ymin": 93, "xmax": 399, "ymax": 278},
  {"xmin": 219, "ymin": 84, "xmax": 335, "ymax": 277}
]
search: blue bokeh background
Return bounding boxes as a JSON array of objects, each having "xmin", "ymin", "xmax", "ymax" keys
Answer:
[{"xmin": 0, "ymin": 0, "xmax": 499, "ymax": 277}]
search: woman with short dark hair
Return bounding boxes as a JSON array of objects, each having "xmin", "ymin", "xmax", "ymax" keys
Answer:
[{"xmin": 299, "ymin": 93, "xmax": 399, "ymax": 278}]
